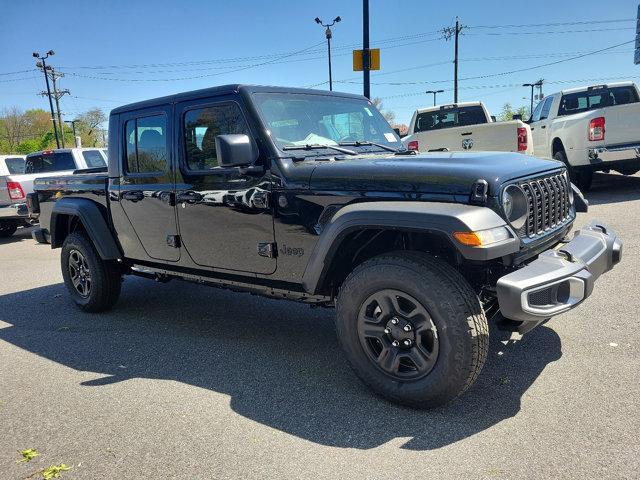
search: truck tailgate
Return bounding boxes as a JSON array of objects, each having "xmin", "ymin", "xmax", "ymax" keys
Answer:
[
  {"xmin": 410, "ymin": 121, "xmax": 530, "ymax": 154},
  {"xmin": 602, "ymin": 102, "xmax": 640, "ymax": 145},
  {"xmin": 0, "ymin": 176, "xmax": 12, "ymax": 206}
]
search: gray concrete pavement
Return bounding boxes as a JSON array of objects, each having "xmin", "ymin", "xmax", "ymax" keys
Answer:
[{"xmin": 1, "ymin": 172, "xmax": 639, "ymax": 479}]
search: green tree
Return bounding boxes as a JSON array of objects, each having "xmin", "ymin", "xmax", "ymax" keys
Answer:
[
  {"xmin": 498, "ymin": 103, "xmax": 530, "ymax": 122},
  {"xmin": 371, "ymin": 97, "xmax": 396, "ymax": 124}
]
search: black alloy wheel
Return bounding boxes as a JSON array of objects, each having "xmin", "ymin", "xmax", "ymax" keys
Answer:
[
  {"xmin": 357, "ymin": 289, "xmax": 439, "ymax": 380},
  {"xmin": 68, "ymin": 249, "xmax": 92, "ymax": 298}
]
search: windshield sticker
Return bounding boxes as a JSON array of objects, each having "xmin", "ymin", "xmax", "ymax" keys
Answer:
[
  {"xmin": 384, "ymin": 132, "xmax": 397, "ymax": 142},
  {"xmin": 270, "ymin": 119, "xmax": 299, "ymax": 127},
  {"xmin": 363, "ymin": 107, "xmax": 374, "ymax": 117}
]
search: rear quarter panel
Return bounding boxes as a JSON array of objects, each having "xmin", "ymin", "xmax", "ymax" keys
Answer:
[{"xmin": 34, "ymin": 174, "xmax": 109, "ymax": 232}]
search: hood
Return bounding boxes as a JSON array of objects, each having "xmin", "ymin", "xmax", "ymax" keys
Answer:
[{"xmin": 308, "ymin": 151, "xmax": 563, "ymax": 195}]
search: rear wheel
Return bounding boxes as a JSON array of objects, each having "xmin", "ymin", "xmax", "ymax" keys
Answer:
[
  {"xmin": 61, "ymin": 232, "xmax": 122, "ymax": 312},
  {"xmin": 0, "ymin": 222, "xmax": 17, "ymax": 238},
  {"xmin": 335, "ymin": 251, "xmax": 489, "ymax": 408},
  {"xmin": 554, "ymin": 150, "xmax": 593, "ymax": 191}
]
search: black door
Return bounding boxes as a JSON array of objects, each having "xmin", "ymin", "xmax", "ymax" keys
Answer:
[
  {"xmin": 119, "ymin": 107, "xmax": 179, "ymax": 262},
  {"xmin": 174, "ymin": 97, "xmax": 275, "ymax": 274}
]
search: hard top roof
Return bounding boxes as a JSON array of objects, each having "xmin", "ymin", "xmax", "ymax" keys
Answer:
[{"xmin": 110, "ymin": 85, "xmax": 367, "ymax": 115}]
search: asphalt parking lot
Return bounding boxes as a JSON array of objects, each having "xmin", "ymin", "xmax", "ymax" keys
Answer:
[{"xmin": 1, "ymin": 172, "xmax": 639, "ymax": 480}]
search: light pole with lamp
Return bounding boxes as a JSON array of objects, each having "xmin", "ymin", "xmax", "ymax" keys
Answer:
[{"xmin": 314, "ymin": 16, "xmax": 341, "ymax": 91}]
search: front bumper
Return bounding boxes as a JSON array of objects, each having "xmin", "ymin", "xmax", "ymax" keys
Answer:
[
  {"xmin": 496, "ymin": 221, "xmax": 622, "ymax": 324},
  {"xmin": 588, "ymin": 142, "xmax": 640, "ymax": 163},
  {"xmin": 0, "ymin": 202, "xmax": 29, "ymax": 220}
]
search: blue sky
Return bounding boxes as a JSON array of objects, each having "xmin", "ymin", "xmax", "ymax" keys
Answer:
[{"xmin": 1, "ymin": 0, "xmax": 638, "ymax": 126}]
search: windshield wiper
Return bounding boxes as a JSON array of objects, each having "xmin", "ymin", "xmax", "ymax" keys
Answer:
[
  {"xmin": 282, "ymin": 143, "xmax": 357, "ymax": 155},
  {"xmin": 338, "ymin": 140, "xmax": 402, "ymax": 153}
]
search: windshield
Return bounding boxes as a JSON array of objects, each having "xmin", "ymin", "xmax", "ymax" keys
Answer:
[
  {"xmin": 252, "ymin": 92, "xmax": 401, "ymax": 151},
  {"xmin": 414, "ymin": 105, "xmax": 487, "ymax": 132},
  {"xmin": 4, "ymin": 157, "xmax": 25, "ymax": 174}
]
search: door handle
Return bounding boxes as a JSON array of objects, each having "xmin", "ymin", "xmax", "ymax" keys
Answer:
[
  {"xmin": 122, "ymin": 191, "xmax": 144, "ymax": 202},
  {"xmin": 541, "ymin": 125, "xmax": 546, "ymax": 129},
  {"xmin": 461, "ymin": 132, "xmax": 473, "ymax": 136},
  {"xmin": 530, "ymin": 127, "xmax": 535, "ymax": 131},
  {"xmin": 176, "ymin": 191, "xmax": 202, "ymax": 203}
]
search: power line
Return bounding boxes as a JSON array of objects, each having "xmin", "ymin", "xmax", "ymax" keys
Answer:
[
  {"xmin": 466, "ymin": 27, "xmax": 636, "ymax": 36},
  {"xmin": 345, "ymin": 39, "xmax": 636, "ymax": 86},
  {"xmin": 469, "ymin": 18, "xmax": 635, "ymax": 29},
  {"xmin": 379, "ymin": 74, "xmax": 640, "ymax": 100}
]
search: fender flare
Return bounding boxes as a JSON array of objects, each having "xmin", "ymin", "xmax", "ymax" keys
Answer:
[
  {"xmin": 301, "ymin": 201, "xmax": 519, "ymax": 294},
  {"xmin": 50, "ymin": 198, "xmax": 122, "ymax": 260}
]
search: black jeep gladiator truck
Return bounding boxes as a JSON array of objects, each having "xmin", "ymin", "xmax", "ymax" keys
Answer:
[{"xmin": 28, "ymin": 85, "xmax": 622, "ymax": 407}]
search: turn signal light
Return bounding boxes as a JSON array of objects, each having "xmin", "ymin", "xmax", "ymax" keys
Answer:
[
  {"xmin": 7, "ymin": 181, "xmax": 25, "ymax": 200},
  {"xmin": 407, "ymin": 140, "xmax": 419, "ymax": 151},
  {"xmin": 453, "ymin": 227, "xmax": 511, "ymax": 247}
]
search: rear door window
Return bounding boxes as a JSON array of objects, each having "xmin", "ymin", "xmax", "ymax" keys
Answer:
[
  {"xmin": 82, "ymin": 150, "xmax": 107, "ymax": 168},
  {"xmin": 414, "ymin": 106, "xmax": 487, "ymax": 132},
  {"xmin": 124, "ymin": 114, "xmax": 168, "ymax": 173},
  {"xmin": 24, "ymin": 152, "xmax": 76, "ymax": 173},
  {"xmin": 3, "ymin": 157, "xmax": 25, "ymax": 174}
]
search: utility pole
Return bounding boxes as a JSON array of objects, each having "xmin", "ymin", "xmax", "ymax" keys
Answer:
[
  {"xmin": 314, "ymin": 16, "xmax": 341, "ymax": 91},
  {"xmin": 362, "ymin": 0, "xmax": 370, "ymax": 99},
  {"xmin": 443, "ymin": 18, "xmax": 465, "ymax": 103},
  {"xmin": 426, "ymin": 89, "xmax": 444, "ymax": 106},
  {"xmin": 49, "ymin": 68, "xmax": 70, "ymax": 148},
  {"xmin": 65, "ymin": 120, "xmax": 80, "ymax": 147},
  {"xmin": 33, "ymin": 50, "xmax": 60, "ymax": 148}
]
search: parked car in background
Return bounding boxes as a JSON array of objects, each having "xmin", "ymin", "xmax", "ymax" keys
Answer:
[
  {"xmin": 0, "ymin": 154, "xmax": 30, "ymax": 237},
  {"xmin": 402, "ymin": 102, "xmax": 532, "ymax": 155},
  {"xmin": 0, "ymin": 148, "xmax": 107, "ymax": 238},
  {"xmin": 528, "ymin": 82, "xmax": 640, "ymax": 190}
]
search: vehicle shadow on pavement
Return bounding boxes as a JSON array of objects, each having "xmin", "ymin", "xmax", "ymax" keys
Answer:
[
  {"xmin": 0, "ymin": 226, "xmax": 34, "ymax": 245},
  {"xmin": 585, "ymin": 172, "xmax": 640, "ymax": 206},
  {"xmin": 0, "ymin": 278, "xmax": 562, "ymax": 451}
]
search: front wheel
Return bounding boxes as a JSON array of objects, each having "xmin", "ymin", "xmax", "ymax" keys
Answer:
[
  {"xmin": 335, "ymin": 252, "xmax": 489, "ymax": 408},
  {"xmin": 61, "ymin": 232, "xmax": 122, "ymax": 312}
]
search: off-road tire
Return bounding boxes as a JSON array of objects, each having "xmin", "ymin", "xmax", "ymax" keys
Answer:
[
  {"xmin": 61, "ymin": 232, "xmax": 122, "ymax": 312},
  {"xmin": 0, "ymin": 222, "xmax": 17, "ymax": 238},
  {"xmin": 335, "ymin": 251, "xmax": 489, "ymax": 408},
  {"xmin": 554, "ymin": 150, "xmax": 593, "ymax": 191}
]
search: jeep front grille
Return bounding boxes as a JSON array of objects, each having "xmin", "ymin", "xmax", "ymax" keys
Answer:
[{"xmin": 519, "ymin": 172, "xmax": 572, "ymax": 238}]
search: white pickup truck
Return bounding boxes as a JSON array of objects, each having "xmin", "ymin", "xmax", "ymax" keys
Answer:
[
  {"xmin": 528, "ymin": 82, "xmax": 640, "ymax": 190},
  {"xmin": 402, "ymin": 102, "xmax": 533, "ymax": 155},
  {"xmin": 0, "ymin": 148, "xmax": 107, "ymax": 238}
]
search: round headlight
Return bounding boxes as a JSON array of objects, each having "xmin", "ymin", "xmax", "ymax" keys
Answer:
[{"xmin": 502, "ymin": 185, "xmax": 528, "ymax": 230}]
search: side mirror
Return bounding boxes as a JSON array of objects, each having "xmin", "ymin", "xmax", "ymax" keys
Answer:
[
  {"xmin": 512, "ymin": 114, "xmax": 522, "ymax": 121},
  {"xmin": 215, "ymin": 134, "xmax": 257, "ymax": 167},
  {"xmin": 393, "ymin": 127, "xmax": 400, "ymax": 135},
  {"xmin": 490, "ymin": 115, "xmax": 497, "ymax": 122}
]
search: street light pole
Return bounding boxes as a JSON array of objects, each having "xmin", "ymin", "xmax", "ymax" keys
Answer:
[
  {"xmin": 523, "ymin": 79, "xmax": 544, "ymax": 117},
  {"xmin": 315, "ymin": 16, "xmax": 341, "ymax": 91},
  {"xmin": 426, "ymin": 89, "xmax": 444, "ymax": 106},
  {"xmin": 33, "ymin": 50, "xmax": 60, "ymax": 148}
]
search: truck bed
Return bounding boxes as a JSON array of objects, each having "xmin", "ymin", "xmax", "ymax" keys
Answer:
[{"xmin": 33, "ymin": 172, "xmax": 110, "ymax": 232}]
